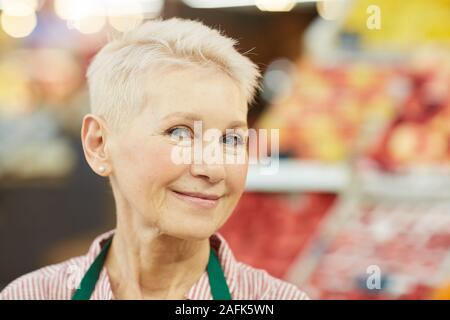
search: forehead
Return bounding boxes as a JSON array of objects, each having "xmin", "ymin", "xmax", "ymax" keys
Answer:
[{"xmin": 145, "ymin": 65, "xmax": 248, "ymax": 128}]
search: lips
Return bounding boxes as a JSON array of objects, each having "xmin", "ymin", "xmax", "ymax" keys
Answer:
[{"xmin": 170, "ymin": 190, "xmax": 222, "ymax": 209}]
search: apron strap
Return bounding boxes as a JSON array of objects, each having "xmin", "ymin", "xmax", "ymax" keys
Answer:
[
  {"xmin": 208, "ymin": 248, "xmax": 232, "ymax": 300},
  {"xmin": 72, "ymin": 237, "xmax": 112, "ymax": 300}
]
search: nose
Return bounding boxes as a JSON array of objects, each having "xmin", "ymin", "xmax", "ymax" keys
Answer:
[
  {"xmin": 189, "ymin": 134, "xmax": 227, "ymax": 184},
  {"xmin": 190, "ymin": 162, "xmax": 226, "ymax": 184}
]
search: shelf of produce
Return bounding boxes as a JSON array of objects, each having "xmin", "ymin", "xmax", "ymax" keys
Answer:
[{"xmin": 289, "ymin": 198, "xmax": 450, "ymax": 299}]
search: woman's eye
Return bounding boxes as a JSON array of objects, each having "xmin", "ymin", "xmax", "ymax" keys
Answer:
[
  {"xmin": 222, "ymin": 133, "xmax": 244, "ymax": 146},
  {"xmin": 167, "ymin": 126, "xmax": 193, "ymax": 141}
]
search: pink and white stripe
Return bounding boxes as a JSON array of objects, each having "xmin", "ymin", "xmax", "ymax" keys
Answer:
[{"xmin": 0, "ymin": 230, "xmax": 309, "ymax": 300}]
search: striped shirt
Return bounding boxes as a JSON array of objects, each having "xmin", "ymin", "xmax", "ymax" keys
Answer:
[{"xmin": 0, "ymin": 230, "xmax": 309, "ymax": 300}]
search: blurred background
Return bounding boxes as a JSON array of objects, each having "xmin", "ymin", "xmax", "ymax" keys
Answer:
[{"xmin": 0, "ymin": 0, "xmax": 449, "ymax": 300}]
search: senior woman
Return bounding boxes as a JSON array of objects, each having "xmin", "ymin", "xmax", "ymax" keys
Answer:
[{"xmin": 0, "ymin": 18, "xmax": 308, "ymax": 300}]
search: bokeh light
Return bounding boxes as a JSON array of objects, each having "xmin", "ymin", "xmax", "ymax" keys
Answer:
[
  {"xmin": 108, "ymin": 0, "xmax": 144, "ymax": 32},
  {"xmin": 316, "ymin": 0, "xmax": 346, "ymax": 21},
  {"xmin": 256, "ymin": 0, "xmax": 295, "ymax": 12},
  {"xmin": 0, "ymin": 1, "xmax": 37, "ymax": 38},
  {"xmin": 69, "ymin": 2, "xmax": 106, "ymax": 34}
]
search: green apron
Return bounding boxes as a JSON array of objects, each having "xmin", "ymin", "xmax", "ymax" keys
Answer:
[{"xmin": 72, "ymin": 237, "xmax": 232, "ymax": 300}]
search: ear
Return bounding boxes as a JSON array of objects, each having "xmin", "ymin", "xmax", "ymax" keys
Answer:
[{"xmin": 81, "ymin": 114, "xmax": 112, "ymax": 177}]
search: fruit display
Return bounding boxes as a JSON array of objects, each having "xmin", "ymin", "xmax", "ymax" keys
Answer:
[
  {"xmin": 219, "ymin": 192, "xmax": 337, "ymax": 278},
  {"xmin": 368, "ymin": 48, "xmax": 450, "ymax": 172},
  {"xmin": 252, "ymin": 47, "xmax": 450, "ymax": 299},
  {"xmin": 300, "ymin": 200, "xmax": 450, "ymax": 300},
  {"xmin": 257, "ymin": 47, "xmax": 450, "ymax": 172},
  {"xmin": 256, "ymin": 57, "xmax": 397, "ymax": 163}
]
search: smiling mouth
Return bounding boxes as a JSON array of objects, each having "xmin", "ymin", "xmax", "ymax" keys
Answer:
[{"xmin": 170, "ymin": 190, "xmax": 222, "ymax": 209}]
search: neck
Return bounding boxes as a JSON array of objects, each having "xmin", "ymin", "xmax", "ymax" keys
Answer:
[{"xmin": 105, "ymin": 217, "xmax": 210, "ymax": 300}]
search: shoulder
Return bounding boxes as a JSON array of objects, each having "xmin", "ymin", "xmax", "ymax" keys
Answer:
[
  {"xmin": 0, "ymin": 256, "xmax": 85, "ymax": 300},
  {"xmin": 233, "ymin": 262, "xmax": 310, "ymax": 300}
]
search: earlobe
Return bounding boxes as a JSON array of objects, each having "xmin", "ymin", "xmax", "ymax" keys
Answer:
[{"xmin": 81, "ymin": 114, "xmax": 111, "ymax": 176}]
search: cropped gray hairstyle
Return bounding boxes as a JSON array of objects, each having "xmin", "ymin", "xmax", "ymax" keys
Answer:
[{"xmin": 86, "ymin": 17, "xmax": 262, "ymax": 129}]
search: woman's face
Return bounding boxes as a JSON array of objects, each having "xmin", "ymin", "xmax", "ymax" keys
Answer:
[{"xmin": 107, "ymin": 66, "xmax": 249, "ymax": 240}]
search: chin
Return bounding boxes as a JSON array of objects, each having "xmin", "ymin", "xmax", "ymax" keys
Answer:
[{"xmin": 164, "ymin": 224, "xmax": 218, "ymax": 241}]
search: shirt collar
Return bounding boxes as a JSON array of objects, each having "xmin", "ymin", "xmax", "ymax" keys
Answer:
[{"xmin": 84, "ymin": 229, "xmax": 238, "ymax": 300}]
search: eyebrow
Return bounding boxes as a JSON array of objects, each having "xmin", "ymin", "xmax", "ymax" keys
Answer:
[{"xmin": 161, "ymin": 112, "xmax": 248, "ymax": 128}]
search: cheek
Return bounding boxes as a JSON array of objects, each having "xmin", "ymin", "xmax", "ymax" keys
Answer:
[
  {"xmin": 225, "ymin": 163, "xmax": 248, "ymax": 196},
  {"xmin": 114, "ymin": 138, "xmax": 187, "ymax": 191},
  {"xmin": 216, "ymin": 163, "xmax": 247, "ymax": 228}
]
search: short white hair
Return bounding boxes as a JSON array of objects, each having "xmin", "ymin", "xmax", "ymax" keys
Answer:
[{"xmin": 86, "ymin": 17, "xmax": 261, "ymax": 129}]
